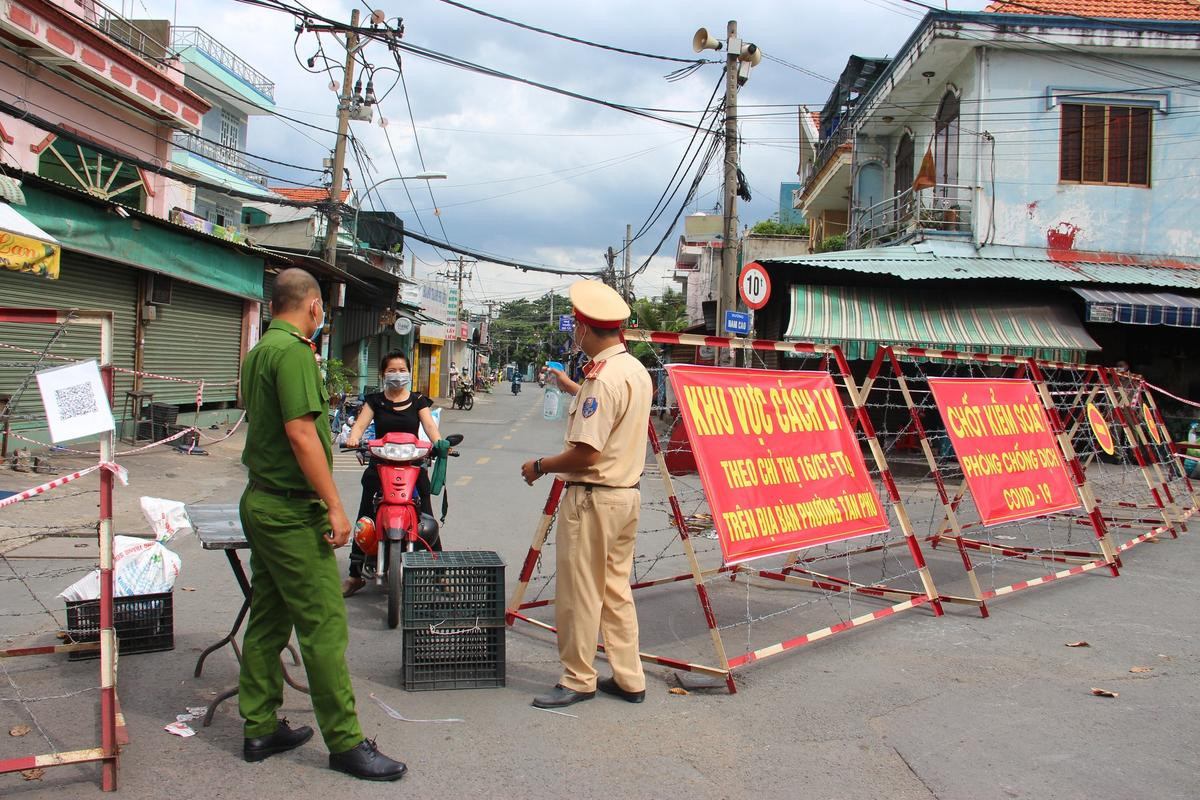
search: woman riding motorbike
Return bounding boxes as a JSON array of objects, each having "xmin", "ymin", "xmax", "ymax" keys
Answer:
[{"xmin": 341, "ymin": 349, "xmax": 444, "ymax": 597}]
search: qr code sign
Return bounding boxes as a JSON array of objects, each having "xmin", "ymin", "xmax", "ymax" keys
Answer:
[{"xmin": 54, "ymin": 383, "xmax": 99, "ymax": 420}]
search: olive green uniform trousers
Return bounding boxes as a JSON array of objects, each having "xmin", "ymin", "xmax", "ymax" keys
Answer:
[{"xmin": 238, "ymin": 486, "xmax": 363, "ymax": 753}]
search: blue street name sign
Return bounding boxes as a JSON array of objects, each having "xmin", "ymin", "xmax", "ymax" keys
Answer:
[
  {"xmin": 559, "ymin": 314, "xmax": 575, "ymax": 332},
  {"xmin": 724, "ymin": 310, "xmax": 751, "ymax": 336}
]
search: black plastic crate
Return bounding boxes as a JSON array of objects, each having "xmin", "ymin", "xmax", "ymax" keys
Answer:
[
  {"xmin": 401, "ymin": 622, "xmax": 505, "ymax": 691},
  {"xmin": 65, "ymin": 591, "xmax": 174, "ymax": 661},
  {"xmin": 401, "ymin": 551, "xmax": 505, "ymax": 626}
]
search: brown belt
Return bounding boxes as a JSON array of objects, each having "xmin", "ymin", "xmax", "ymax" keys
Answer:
[{"xmin": 564, "ymin": 481, "xmax": 640, "ymax": 491}]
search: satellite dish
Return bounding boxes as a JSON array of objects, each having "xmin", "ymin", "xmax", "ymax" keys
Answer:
[{"xmin": 393, "ymin": 316, "xmax": 414, "ymax": 335}]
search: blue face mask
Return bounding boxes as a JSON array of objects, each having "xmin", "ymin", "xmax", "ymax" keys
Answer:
[{"xmin": 384, "ymin": 372, "xmax": 411, "ymax": 390}]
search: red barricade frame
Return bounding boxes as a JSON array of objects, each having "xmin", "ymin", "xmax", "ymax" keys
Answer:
[
  {"xmin": 506, "ymin": 330, "xmax": 953, "ymax": 693},
  {"xmin": 0, "ymin": 307, "xmax": 124, "ymax": 790}
]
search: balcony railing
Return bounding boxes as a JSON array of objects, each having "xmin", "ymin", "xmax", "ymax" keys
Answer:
[
  {"xmin": 70, "ymin": 0, "xmax": 170, "ymax": 66},
  {"xmin": 172, "ymin": 131, "xmax": 268, "ymax": 187},
  {"xmin": 806, "ymin": 122, "xmax": 852, "ymax": 191},
  {"xmin": 171, "ymin": 26, "xmax": 275, "ymax": 102},
  {"xmin": 848, "ymin": 184, "xmax": 974, "ymax": 249}
]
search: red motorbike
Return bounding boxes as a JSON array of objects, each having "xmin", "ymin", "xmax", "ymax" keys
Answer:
[{"xmin": 345, "ymin": 431, "xmax": 462, "ymax": 628}]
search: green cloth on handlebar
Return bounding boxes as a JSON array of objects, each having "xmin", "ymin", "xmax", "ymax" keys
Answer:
[{"xmin": 429, "ymin": 439, "xmax": 451, "ymax": 495}]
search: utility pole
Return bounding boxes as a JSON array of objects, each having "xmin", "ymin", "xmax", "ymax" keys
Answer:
[
  {"xmin": 719, "ymin": 19, "xmax": 739, "ymax": 341},
  {"xmin": 604, "ymin": 246, "xmax": 617, "ymax": 291},
  {"xmin": 319, "ymin": 8, "xmax": 360, "ymax": 358},
  {"xmin": 623, "ymin": 223, "xmax": 632, "ymax": 302}
]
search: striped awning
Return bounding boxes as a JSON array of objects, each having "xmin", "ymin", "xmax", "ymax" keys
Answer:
[
  {"xmin": 1072, "ymin": 287, "xmax": 1200, "ymax": 328},
  {"xmin": 785, "ymin": 284, "xmax": 1099, "ymax": 361}
]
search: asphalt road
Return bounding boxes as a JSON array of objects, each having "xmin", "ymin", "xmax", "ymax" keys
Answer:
[{"xmin": 2, "ymin": 387, "xmax": 1198, "ymax": 799}]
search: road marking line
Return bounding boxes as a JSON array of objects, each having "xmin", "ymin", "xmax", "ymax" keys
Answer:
[
  {"xmin": 454, "ymin": 475, "xmax": 473, "ymax": 487},
  {"xmin": 492, "ymin": 444, "xmax": 503, "ymax": 450},
  {"xmin": 502, "ymin": 435, "xmax": 512, "ymax": 440},
  {"xmin": 475, "ymin": 456, "xmax": 491, "ymax": 465}
]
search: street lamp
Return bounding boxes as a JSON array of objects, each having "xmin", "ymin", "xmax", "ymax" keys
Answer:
[
  {"xmin": 359, "ymin": 172, "xmax": 448, "ymax": 198},
  {"xmin": 350, "ymin": 171, "xmax": 448, "ymax": 249}
]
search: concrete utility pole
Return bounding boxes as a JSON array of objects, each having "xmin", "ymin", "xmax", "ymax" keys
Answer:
[
  {"xmin": 623, "ymin": 223, "xmax": 632, "ymax": 302},
  {"xmin": 719, "ymin": 20, "xmax": 739, "ymax": 340},
  {"xmin": 604, "ymin": 246, "xmax": 617, "ymax": 290},
  {"xmin": 319, "ymin": 8, "xmax": 360, "ymax": 358}
]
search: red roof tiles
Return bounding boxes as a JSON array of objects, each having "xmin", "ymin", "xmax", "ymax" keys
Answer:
[{"xmin": 984, "ymin": 0, "xmax": 1200, "ymax": 20}]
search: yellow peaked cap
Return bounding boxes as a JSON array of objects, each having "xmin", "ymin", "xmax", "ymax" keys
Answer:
[{"xmin": 569, "ymin": 280, "xmax": 630, "ymax": 325}]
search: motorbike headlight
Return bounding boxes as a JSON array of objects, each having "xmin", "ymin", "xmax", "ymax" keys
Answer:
[{"xmin": 369, "ymin": 442, "xmax": 429, "ymax": 461}]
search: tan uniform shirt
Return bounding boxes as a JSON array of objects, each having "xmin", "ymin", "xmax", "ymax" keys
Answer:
[{"xmin": 561, "ymin": 344, "xmax": 652, "ymax": 487}]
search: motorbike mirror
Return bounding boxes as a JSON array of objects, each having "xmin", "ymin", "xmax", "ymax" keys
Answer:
[{"xmin": 446, "ymin": 433, "xmax": 464, "ymax": 446}]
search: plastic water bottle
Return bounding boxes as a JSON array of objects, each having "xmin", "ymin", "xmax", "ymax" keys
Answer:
[{"xmin": 543, "ymin": 360, "xmax": 564, "ymax": 421}]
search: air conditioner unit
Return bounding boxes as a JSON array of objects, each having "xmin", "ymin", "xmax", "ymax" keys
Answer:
[{"xmin": 149, "ymin": 274, "xmax": 172, "ymax": 305}]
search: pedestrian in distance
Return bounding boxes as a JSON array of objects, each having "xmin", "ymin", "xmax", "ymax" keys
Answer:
[
  {"xmin": 521, "ymin": 280, "xmax": 653, "ymax": 709},
  {"xmin": 238, "ymin": 268, "xmax": 407, "ymax": 781},
  {"xmin": 342, "ymin": 350, "xmax": 444, "ymax": 597}
]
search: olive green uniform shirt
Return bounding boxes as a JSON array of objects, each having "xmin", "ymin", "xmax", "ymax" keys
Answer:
[{"xmin": 241, "ymin": 319, "xmax": 331, "ymax": 490}]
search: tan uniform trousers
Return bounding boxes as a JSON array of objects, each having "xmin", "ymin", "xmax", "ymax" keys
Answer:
[{"xmin": 555, "ymin": 484, "xmax": 645, "ymax": 693}]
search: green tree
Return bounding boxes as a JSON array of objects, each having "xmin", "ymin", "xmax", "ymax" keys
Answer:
[
  {"xmin": 815, "ymin": 233, "xmax": 847, "ymax": 253},
  {"xmin": 490, "ymin": 293, "xmax": 571, "ymax": 371},
  {"xmin": 629, "ymin": 287, "xmax": 687, "ymax": 360}
]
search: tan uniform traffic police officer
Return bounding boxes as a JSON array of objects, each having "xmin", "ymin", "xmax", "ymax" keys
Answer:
[
  {"xmin": 238, "ymin": 268, "xmax": 406, "ymax": 780},
  {"xmin": 521, "ymin": 280, "xmax": 653, "ymax": 708}
]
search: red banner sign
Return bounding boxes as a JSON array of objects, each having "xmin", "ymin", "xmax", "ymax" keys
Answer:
[
  {"xmin": 667, "ymin": 365, "xmax": 889, "ymax": 564},
  {"xmin": 927, "ymin": 378, "xmax": 1081, "ymax": 526}
]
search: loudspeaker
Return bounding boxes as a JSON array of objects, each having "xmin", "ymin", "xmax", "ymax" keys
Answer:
[
  {"xmin": 739, "ymin": 43, "xmax": 762, "ymax": 66},
  {"xmin": 692, "ymin": 27, "xmax": 722, "ymax": 53}
]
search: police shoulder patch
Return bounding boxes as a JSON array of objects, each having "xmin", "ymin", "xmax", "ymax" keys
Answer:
[{"xmin": 582, "ymin": 396, "xmax": 598, "ymax": 418}]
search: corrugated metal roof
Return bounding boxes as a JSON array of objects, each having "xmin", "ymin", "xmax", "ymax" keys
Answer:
[
  {"xmin": 759, "ymin": 243, "xmax": 1200, "ymax": 289},
  {"xmin": 1070, "ymin": 287, "xmax": 1200, "ymax": 327}
]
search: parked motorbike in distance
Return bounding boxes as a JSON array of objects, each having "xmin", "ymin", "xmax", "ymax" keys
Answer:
[{"xmin": 342, "ymin": 432, "xmax": 463, "ymax": 628}]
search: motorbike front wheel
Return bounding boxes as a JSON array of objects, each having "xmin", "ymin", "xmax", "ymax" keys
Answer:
[
  {"xmin": 463, "ymin": 393, "xmax": 474, "ymax": 411},
  {"xmin": 386, "ymin": 541, "xmax": 404, "ymax": 629}
]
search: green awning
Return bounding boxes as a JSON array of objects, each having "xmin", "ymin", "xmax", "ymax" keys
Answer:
[
  {"xmin": 18, "ymin": 184, "xmax": 265, "ymax": 300},
  {"xmin": 785, "ymin": 284, "xmax": 1099, "ymax": 362}
]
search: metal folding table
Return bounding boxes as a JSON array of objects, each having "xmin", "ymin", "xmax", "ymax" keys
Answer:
[{"xmin": 187, "ymin": 504, "xmax": 308, "ymax": 727}]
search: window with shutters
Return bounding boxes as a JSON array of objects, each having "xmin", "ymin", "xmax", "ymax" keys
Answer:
[{"xmin": 1060, "ymin": 103, "xmax": 1151, "ymax": 187}]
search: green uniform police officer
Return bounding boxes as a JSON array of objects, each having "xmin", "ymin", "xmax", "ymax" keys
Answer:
[{"xmin": 238, "ymin": 268, "xmax": 406, "ymax": 781}]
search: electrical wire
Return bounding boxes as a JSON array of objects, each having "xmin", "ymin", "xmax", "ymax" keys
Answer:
[
  {"xmin": 0, "ymin": 97, "xmax": 320, "ymax": 206},
  {"xmin": 431, "ymin": 0, "xmax": 716, "ymax": 65},
  {"xmin": 233, "ymin": 0, "xmax": 716, "ymax": 132},
  {"xmin": 0, "ymin": 41, "xmax": 324, "ymax": 183}
]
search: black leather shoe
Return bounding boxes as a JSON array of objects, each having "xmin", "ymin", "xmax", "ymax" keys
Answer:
[
  {"xmin": 329, "ymin": 739, "xmax": 407, "ymax": 782},
  {"xmin": 598, "ymin": 677, "xmax": 646, "ymax": 704},
  {"xmin": 531, "ymin": 684, "xmax": 596, "ymax": 709},
  {"xmin": 243, "ymin": 719, "xmax": 314, "ymax": 763}
]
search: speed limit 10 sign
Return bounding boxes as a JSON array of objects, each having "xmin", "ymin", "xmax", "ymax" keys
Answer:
[{"xmin": 739, "ymin": 262, "xmax": 771, "ymax": 310}]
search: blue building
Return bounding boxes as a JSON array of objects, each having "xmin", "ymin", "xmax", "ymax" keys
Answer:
[{"xmin": 778, "ymin": 182, "xmax": 805, "ymax": 226}]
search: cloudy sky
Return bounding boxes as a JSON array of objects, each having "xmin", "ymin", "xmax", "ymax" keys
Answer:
[{"xmin": 140, "ymin": 0, "xmax": 988, "ymax": 310}]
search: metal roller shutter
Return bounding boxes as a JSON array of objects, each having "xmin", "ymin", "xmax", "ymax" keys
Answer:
[
  {"xmin": 0, "ymin": 256, "xmax": 138, "ymax": 429},
  {"xmin": 142, "ymin": 280, "xmax": 243, "ymax": 406},
  {"xmin": 365, "ymin": 334, "xmax": 381, "ymax": 392}
]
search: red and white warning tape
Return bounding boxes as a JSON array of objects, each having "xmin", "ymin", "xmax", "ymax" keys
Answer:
[
  {"xmin": 0, "ymin": 462, "xmax": 128, "ymax": 510},
  {"xmin": 0, "ymin": 341, "xmax": 238, "ymax": 386},
  {"xmin": 1144, "ymin": 380, "xmax": 1200, "ymax": 410}
]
